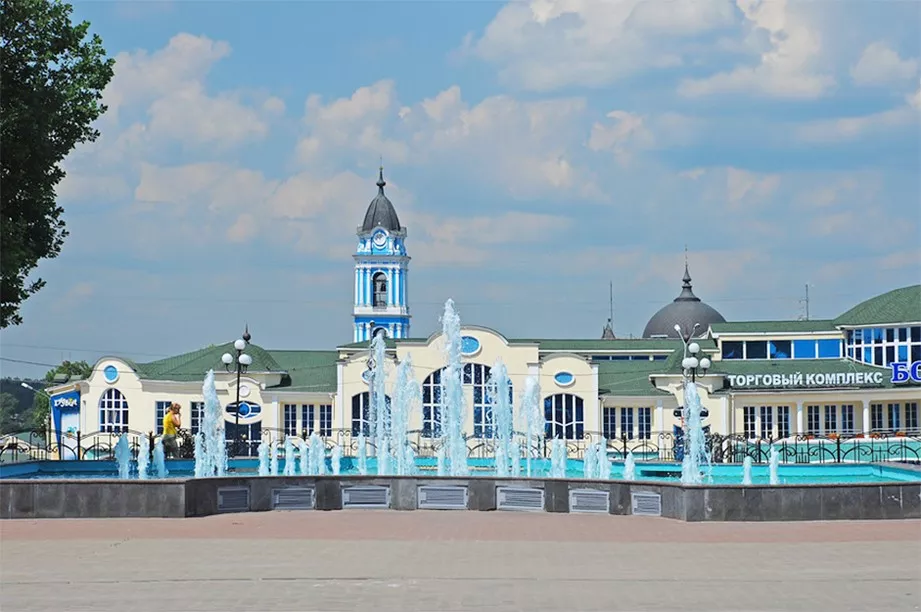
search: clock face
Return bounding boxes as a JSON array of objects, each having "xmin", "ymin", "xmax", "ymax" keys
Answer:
[{"xmin": 372, "ymin": 231, "xmax": 387, "ymax": 247}]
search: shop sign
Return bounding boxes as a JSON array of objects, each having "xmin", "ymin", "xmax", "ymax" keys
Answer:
[
  {"xmin": 727, "ymin": 371, "xmax": 885, "ymax": 389},
  {"xmin": 890, "ymin": 361, "xmax": 921, "ymax": 384}
]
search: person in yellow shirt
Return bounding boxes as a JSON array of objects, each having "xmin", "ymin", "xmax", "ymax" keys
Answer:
[{"xmin": 162, "ymin": 403, "xmax": 181, "ymax": 458}]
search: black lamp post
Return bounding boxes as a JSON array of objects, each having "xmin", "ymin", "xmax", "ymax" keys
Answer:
[{"xmin": 221, "ymin": 327, "xmax": 252, "ymax": 457}]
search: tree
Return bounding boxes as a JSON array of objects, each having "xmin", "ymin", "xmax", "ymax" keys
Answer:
[
  {"xmin": 0, "ymin": 0, "xmax": 114, "ymax": 327},
  {"xmin": 0, "ymin": 392, "xmax": 24, "ymax": 434},
  {"xmin": 29, "ymin": 359, "xmax": 92, "ymax": 429}
]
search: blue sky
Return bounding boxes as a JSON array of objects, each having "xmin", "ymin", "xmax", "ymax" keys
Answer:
[{"xmin": 2, "ymin": 0, "xmax": 919, "ymax": 378}]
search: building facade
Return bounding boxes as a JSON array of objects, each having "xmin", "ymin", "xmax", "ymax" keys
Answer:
[{"xmin": 43, "ymin": 172, "xmax": 921, "ymax": 457}]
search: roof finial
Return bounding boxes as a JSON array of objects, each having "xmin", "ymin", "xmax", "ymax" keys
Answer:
[
  {"xmin": 242, "ymin": 323, "xmax": 251, "ymax": 343},
  {"xmin": 376, "ymin": 160, "xmax": 386, "ymax": 192},
  {"xmin": 682, "ymin": 246, "xmax": 692, "ymax": 288}
]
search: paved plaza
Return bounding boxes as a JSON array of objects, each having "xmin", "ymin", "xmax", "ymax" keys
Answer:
[{"xmin": 2, "ymin": 511, "xmax": 920, "ymax": 612}]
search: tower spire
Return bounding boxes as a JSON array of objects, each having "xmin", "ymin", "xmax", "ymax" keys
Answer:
[{"xmin": 377, "ymin": 162, "xmax": 386, "ymax": 192}]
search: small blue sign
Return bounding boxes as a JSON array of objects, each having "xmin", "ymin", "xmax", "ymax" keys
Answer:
[
  {"xmin": 890, "ymin": 361, "xmax": 921, "ymax": 384},
  {"xmin": 460, "ymin": 336, "xmax": 481, "ymax": 356},
  {"xmin": 227, "ymin": 402, "xmax": 261, "ymax": 418},
  {"xmin": 50, "ymin": 390, "xmax": 80, "ymax": 458}
]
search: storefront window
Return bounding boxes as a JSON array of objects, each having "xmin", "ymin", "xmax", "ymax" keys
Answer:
[{"xmin": 845, "ymin": 326, "xmax": 921, "ymax": 367}]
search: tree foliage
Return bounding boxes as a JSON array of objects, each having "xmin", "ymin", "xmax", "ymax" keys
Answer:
[
  {"xmin": 0, "ymin": 0, "xmax": 114, "ymax": 327},
  {"xmin": 0, "ymin": 392, "xmax": 25, "ymax": 434}
]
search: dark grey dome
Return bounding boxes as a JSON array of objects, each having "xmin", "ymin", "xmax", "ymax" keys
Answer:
[
  {"xmin": 361, "ymin": 168, "xmax": 402, "ymax": 233},
  {"xmin": 642, "ymin": 265, "xmax": 726, "ymax": 339}
]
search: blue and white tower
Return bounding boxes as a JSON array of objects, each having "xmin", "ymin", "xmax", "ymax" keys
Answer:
[{"xmin": 353, "ymin": 168, "xmax": 411, "ymax": 342}]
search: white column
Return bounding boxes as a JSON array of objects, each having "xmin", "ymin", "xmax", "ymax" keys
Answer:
[
  {"xmin": 656, "ymin": 400, "xmax": 664, "ymax": 434},
  {"xmin": 796, "ymin": 401, "xmax": 804, "ymax": 434},
  {"xmin": 336, "ymin": 361, "xmax": 346, "ymax": 433},
  {"xmin": 272, "ymin": 397, "xmax": 280, "ymax": 432},
  {"xmin": 354, "ymin": 269, "xmax": 360, "ymax": 306},
  {"xmin": 394, "ymin": 268, "xmax": 400, "ymax": 306},
  {"xmin": 862, "ymin": 400, "xmax": 870, "ymax": 434}
]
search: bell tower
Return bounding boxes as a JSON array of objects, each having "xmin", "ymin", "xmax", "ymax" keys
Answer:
[{"xmin": 352, "ymin": 167, "xmax": 411, "ymax": 342}]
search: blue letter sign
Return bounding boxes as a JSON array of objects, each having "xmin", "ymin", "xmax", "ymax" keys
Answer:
[{"xmin": 889, "ymin": 361, "xmax": 921, "ymax": 384}]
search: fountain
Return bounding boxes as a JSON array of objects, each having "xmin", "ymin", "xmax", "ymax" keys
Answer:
[
  {"xmin": 439, "ymin": 299, "xmax": 469, "ymax": 477},
  {"xmin": 742, "ymin": 456, "xmax": 753, "ymax": 485},
  {"xmin": 195, "ymin": 370, "xmax": 227, "ymax": 478},
  {"xmin": 519, "ymin": 376, "xmax": 543, "ymax": 478},
  {"xmin": 331, "ymin": 444, "xmax": 341, "ymax": 475},
  {"xmin": 309, "ymin": 431, "xmax": 326, "ymax": 475},
  {"xmin": 583, "ymin": 443, "xmax": 598, "ymax": 479},
  {"xmin": 598, "ymin": 441, "xmax": 612, "ymax": 479},
  {"xmin": 137, "ymin": 436, "xmax": 150, "ymax": 480},
  {"xmin": 283, "ymin": 437, "xmax": 296, "ymax": 476},
  {"xmin": 550, "ymin": 437, "xmax": 567, "ymax": 479},
  {"xmin": 769, "ymin": 446, "xmax": 780, "ymax": 485},
  {"xmin": 391, "ymin": 354, "xmax": 421, "ymax": 476},
  {"xmin": 257, "ymin": 441, "xmax": 270, "ymax": 476},
  {"xmin": 403, "ymin": 445, "xmax": 416, "ymax": 476},
  {"xmin": 509, "ymin": 440, "xmax": 521, "ymax": 478},
  {"xmin": 114, "ymin": 434, "xmax": 131, "ymax": 479},
  {"xmin": 153, "ymin": 439, "xmax": 167, "ymax": 478},
  {"xmin": 487, "ymin": 358, "xmax": 514, "ymax": 477},
  {"xmin": 299, "ymin": 441, "xmax": 309, "ymax": 476},
  {"xmin": 680, "ymin": 378, "xmax": 711, "ymax": 485},
  {"xmin": 368, "ymin": 332, "xmax": 390, "ymax": 474},
  {"xmin": 356, "ymin": 433, "xmax": 368, "ymax": 475},
  {"xmin": 270, "ymin": 438, "xmax": 278, "ymax": 475},
  {"xmin": 436, "ymin": 444, "xmax": 447, "ymax": 476},
  {"xmin": 623, "ymin": 450, "xmax": 636, "ymax": 481}
]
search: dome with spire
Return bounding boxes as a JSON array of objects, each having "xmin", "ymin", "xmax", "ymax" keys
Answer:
[
  {"xmin": 642, "ymin": 263, "xmax": 726, "ymax": 339},
  {"xmin": 360, "ymin": 168, "xmax": 403, "ymax": 233}
]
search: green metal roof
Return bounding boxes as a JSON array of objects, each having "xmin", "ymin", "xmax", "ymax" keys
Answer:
[
  {"xmin": 268, "ymin": 350, "xmax": 339, "ymax": 393},
  {"xmin": 833, "ymin": 285, "xmax": 921, "ymax": 327},
  {"xmin": 596, "ymin": 360, "xmax": 672, "ymax": 397},
  {"xmin": 710, "ymin": 319, "xmax": 836, "ymax": 334}
]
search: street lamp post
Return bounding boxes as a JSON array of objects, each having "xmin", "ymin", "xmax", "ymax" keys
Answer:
[
  {"xmin": 675, "ymin": 323, "xmax": 711, "ymax": 383},
  {"xmin": 221, "ymin": 327, "xmax": 252, "ymax": 457}
]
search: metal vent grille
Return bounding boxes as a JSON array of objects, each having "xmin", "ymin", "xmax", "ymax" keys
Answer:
[
  {"xmin": 570, "ymin": 489, "xmax": 610, "ymax": 514},
  {"xmin": 631, "ymin": 492, "xmax": 662, "ymax": 517},
  {"xmin": 272, "ymin": 487, "xmax": 315, "ymax": 510},
  {"xmin": 217, "ymin": 487, "xmax": 250, "ymax": 513},
  {"xmin": 418, "ymin": 485, "xmax": 468, "ymax": 510},
  {"xmin": 342, "ymin": 485, "xmax": 390, "ymax": 509},
  {"xmin": 497, "ymin": 486, "xmax": 545, "ymax": 512}
]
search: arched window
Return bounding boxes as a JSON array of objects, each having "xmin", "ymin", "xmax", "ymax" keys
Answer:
[
  {"xmin": 420, "ymin": 363, "xmax": 513, "ymax": 438},
  {"xmin": 99, "ymin": 388, "xmax": 129, "ymax": 433},
  {"xmin": 351, "ymin": 391, "xmax": 391, "ymax": 436},
  {"xmin": 373, "ymin": 272, "xmax": 388, "ymax": 307},
  {"xmin": 544, "ymin": 393, "xmax": 584, "ymax": 440}
]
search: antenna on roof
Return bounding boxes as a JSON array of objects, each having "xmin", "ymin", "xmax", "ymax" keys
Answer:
[
  {"xmin": 609, "ymin": 280, "xmax": 615, "ymax": 331},
  {"xmin": 798, "ymin": 282, "xmax": 813, "ymax": 321}
]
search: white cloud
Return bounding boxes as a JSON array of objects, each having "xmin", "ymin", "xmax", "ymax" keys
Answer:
[
  {"xmin": 795, "ymin": 104, "xmax": 919, "ymax": 144},
  {"xmin": 588, "ymin": 110, "xmax": 655, "ymax": 165},
  {"xmin": 726, "ymin": 167, "xmax": 780, "ymax": 208},
  {"xmin": 679, "ymin": 0, "xmax": 835, "ymax": 99},
  {"xmin": 466, "ymin": 0, "xmax": 736, "ymax": 91},
  {"xmin": 851, "ymin": 42, "xmax": 919, "ymax": 87}
]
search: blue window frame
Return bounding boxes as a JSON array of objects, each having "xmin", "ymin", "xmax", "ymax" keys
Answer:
[
  {"xmin": 816, "ymin": 339, "xmax": 840, "ymax": 359},
  {"xmin": 769, "ymin": 340, "xmax": 791, "ymax": 359},
  {"xmin": 722, "ymin": 341, "xmax": 743, "ymax": 359},
  {"xmin": 793, "ymin": 340, "xmax": 816, "ymax": 359},
  {"xmin": 319, "ymin": 405, "xmax": 332, "ymax": 436}
]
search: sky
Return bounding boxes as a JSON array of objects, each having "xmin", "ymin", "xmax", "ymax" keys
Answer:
[{"xmin": 1, "ymin": 0, "xmax": 920, "ymax": 379}]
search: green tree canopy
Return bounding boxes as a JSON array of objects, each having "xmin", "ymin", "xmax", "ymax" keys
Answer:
[
  {"xmin": 0, "ymin": 0, "xmax": 114, "ymax": 327},
  {"xmin": 0, "ymin": 392, "xmax": 24, "ymax": 434}
]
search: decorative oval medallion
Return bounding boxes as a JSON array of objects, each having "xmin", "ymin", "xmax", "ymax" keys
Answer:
[
  {"xmin": 554, "ymin": 371, "xmax": 575, "ymax": 387},
  {"xmin": 103, "ymin": 364, "xmax": 119, "ymax": 384},
  {"xmin": 460, "ymin": 335, "xmax": 481, "ymax": 356}
]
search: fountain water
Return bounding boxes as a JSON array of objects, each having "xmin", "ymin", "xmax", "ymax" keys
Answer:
[
  {"xmin": 391, "ymin": 354, "xmax": 421, "ymax": 476},
  {"xmin": 436, "ymin": 444, "xmax": 446, "ymax": 476},
  {"xmin": 582, "ymin": 443, "xmax": 598, "ymax": 479},
  {"xmin": 270, "ymin": 439, "xmax": 279, "ymax": 475},
  {"xmin": 598, "ymin": 441, "xmax": 612, "ymax": 479},
  {"xmin": 137, "ymin": 436, "xmax": 150, "ymax": 480},
  {"xmin": 356, "ymin": 433, "xmax": 368, "ymax": 475},
  {"xmin": 623, "ymin": 450, "xmax": 636, "ymax": 481},
  {"xmin": 519, "ymin": 376, "xmax": 543, "ymax": 478},
  {"xmin": 114, "ymin": 434, "xmax": 132, "ymax": 479},
  {"xmin": 257, "ymin": 441, "xmax": 270, "ymax": 476},
  {"xmin": 769, "ymin": 446, "xmax": 780, "ymax": 485},
  {"xmin": 283, "ymin": 437, "xmax": 296, "ymax": 476},
  {"xmin": 550, "ymin": 437, "xmax": 567, "ymax": 479},
  {"xmin": 299, "ymin": 441, "xmax": 309, "ymax": 476},
  {"xmin": 439, "ymin": 299, "xmax": 469, "ymax": 477},
  {"xmin": 309, "ymin": 431, "xmax": 326, "ymax": 475},
  {"xmin": 742, "ymin": 456, "xmax": 753, "ymax": 485},
  {"xmin": 487, "ymin": 358, "xmax": 514, "ymax": 477},
  {"xmin": 680, "ymin": 379, "xmax": 711, "ymax": 485},
  {"xmin": 403, "ymin": 445, "xmax": 416, "ymax": 476},
  {"xmin": 193, "ymin": 433, "xmax": 204, "ymax": 477},
  {"xmin": 195, "ymin": 370, "xmax": 227, "ymax": 477},
  {"xmin": 153, "ymin": 439, "xmax": 167, "ymax": 478},
  {"xmin": 369, "ymin": 332, "xmax": 390, "ymax": 474},
  {"xmin": 509, "ymin": 440, "xmax": 521, "ymax": 478},
  {"xmin": 331, "ymin": 444, "xmax": 341, "ymax": 475}
]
